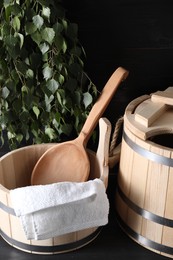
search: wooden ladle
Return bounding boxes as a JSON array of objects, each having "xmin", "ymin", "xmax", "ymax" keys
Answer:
[{"xmin": 31, "ymin": 67, "xmax": 129, "ymax": 185}]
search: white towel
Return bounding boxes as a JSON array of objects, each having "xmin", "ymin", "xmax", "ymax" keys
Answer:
[{"xmin": 10, "ymin": 178, "xmax": 109, "ymax": 240}]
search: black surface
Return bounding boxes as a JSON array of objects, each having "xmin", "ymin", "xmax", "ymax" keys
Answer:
[
  {"xmin": 0, "ymin": 220, "xmax": 166, "ymax": 260},
  {"xmin": 0, "ymin": 174, "xmax": 168, "ymax": 260}
]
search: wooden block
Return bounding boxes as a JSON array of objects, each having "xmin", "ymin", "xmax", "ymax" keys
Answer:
[
  {"xmin": 135, "ymin": 101, "xmax": 166, "ymax": 127},
  {"xmin": 125, "ymin": 94, "xmax": 173, "ymax": 140},
  {"xmin": 151, "ymin": 87, "xmax": 173, "ymax": 105}
]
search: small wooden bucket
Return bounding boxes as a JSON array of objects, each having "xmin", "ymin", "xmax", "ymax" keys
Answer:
[
  {"xmin": 116, "ymin": 87, "xmax": 173, "ymax": 258},
  {"xmin": 0, "ymin": 118, "xmax": 111, "ymax": 255}
]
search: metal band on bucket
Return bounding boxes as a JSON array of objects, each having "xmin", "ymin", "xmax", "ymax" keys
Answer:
[
  {"xmin": 0, "ymin": 201, "xmax": 15, "ymax": 215},
  {"xmin": 116, "ymin": 211, "xmax": 173, "ymax": 256},
  {"xmin": 117, "ymin": 185, "xmax": 173, "ymax": 227},
  {"xmin": 0, "ymin": 227, "xmax": 101, "ymax": 254},
  {"xmin": 123, "ymin": 131, "xmax": 173, "ymax": 167}
]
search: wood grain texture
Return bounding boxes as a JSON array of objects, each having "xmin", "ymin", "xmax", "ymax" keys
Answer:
[{"xmin": 116, "ymin": 117, "xmax": 173, "ymax": 258}]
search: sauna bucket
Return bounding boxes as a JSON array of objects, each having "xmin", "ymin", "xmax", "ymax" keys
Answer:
[
  {"xmin": 0, "ymin": 118, "xmax": 111, "ymax": 255},
  {"xmin": 116, "ymin": 87, "xmax": 173, "ymax": 258}
]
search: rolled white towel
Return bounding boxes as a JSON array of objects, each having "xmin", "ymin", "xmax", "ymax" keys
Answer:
[{"xmin": 10, "ymin": 178, "xmax": 109, "ymax": 240}]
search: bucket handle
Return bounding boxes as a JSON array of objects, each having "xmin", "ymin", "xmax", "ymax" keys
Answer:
[{"xmin": 108, "ymin": 116, "xmax": 124, "ymax": 168}]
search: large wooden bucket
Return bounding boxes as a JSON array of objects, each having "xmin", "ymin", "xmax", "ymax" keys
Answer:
[
  {"xmin": 116, "ymin": 87, "xmax": 173, "ymax": 258},
  {"xmin": 0, "ymin": 118, "xmax": 111, "ymax": 255}
]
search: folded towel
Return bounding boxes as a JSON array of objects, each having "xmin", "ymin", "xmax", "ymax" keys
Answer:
[{"xmin": 10, "ymin": 178, "xmax": 109, "ymax": 240}]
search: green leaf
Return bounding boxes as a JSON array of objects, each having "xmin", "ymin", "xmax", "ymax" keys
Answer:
[
  {"xmin": 0, "ymin": 112, "xmax": 8, "ymax": 129},
  {"xmin": 7, "ymin": 131, "xmax": 15, "ymax": 139},
  {"xmin": 7, "ymin": 44, "xmax": 20, "ymax": 59},
  {"xmin": 1, "ymin": 22, "xmax": 10, "ymax": 38},
  {"xmin": 32, "ymin": 15, "xmax": 44, "ymax": 30},
  {"xmin": 65, "ymin": 78, "xmax": 77, "ymax": 92},
  {"xmin": 56, "ymin": 92, "xmax": 62, "ymax": 106},
  {"xmin": 58, "ymin": 74, "xmax": 65, "ymax": 84},
  {"xmin": 54, "ymin": 34, "xmax": 64, "ymax": 51},
  {"xmin": 19, "ymin": 110, "xmax": 29, "ymax": 123},
  {"xmin": 83, "ymin": 92, "xmax": 93, "ymax": 109},
  {"xmin": 2, "ymin": 87, "xmax": 10, "ymax": 99},
  {"xmin": 5, "ymin": 79, "xmax": 15, "ymax": 93},
  {"xmin": 55, "ymin": 112, "xmax": 61, "ymax": 123},
  {"xmin": 39, "ymin": 42, "xmax": 49, "ymax": 54},
  {"xmin": 16, "ymin": 32, "xmax": 24, "ymax": 48},
  {"xmin": 52, "ymin": 118, "xmax": 59, "ymax": 131},
  {"xmin": 30, "ymin": 53, "xmax": 42, "ymax": 69},
  {"xmin": 21, "ymin": 85, "xmax": 28, "ymax": 93},
  {"xmin": 62, "ymin": 39, "xmax": 67, "ymax": 53},
  {"xmin": 13, "ymin": 99, "xmax": 22, "ymax": 113},
  {"xmin": 42, "ymin": 52, "xmax": 48, "ymax": 62},
  {"xmin": 22, "ymin": 91, "xmax": 33, "ymax": 110},
  {"xmin": 56, "ymin": 89, "xmax": 65, "ymax": 107},
  {"xmin": 73, "ymin": 91, "xmax": 81, "ymax": 105},
  {"xmin": 70, "ymin": 46, "xmax": 82, "ymax": 57},
  {"xmin": 62, "ymin": 19, "xmax": 68, "ymax": 30},
  {"xmin": 16, "ymin": 134, "xmax": 23, "ymax": 143},
  {"xmin": 31, "ymin": 30, "xmax": 42, "ymax": 45},
  {"xmin": 10, "ymin": 3, "xmax": 22, "ymax": 16},
  {"xmin": 4, "ymin": 0, "xmax": 11, "ymax": 8},
  {"xmin": 26, "ymin": 69, "xmax": 34, "ymax": 79},
  {"xmin": 46, "ymin": 79, "xmax": 59, "ymax": 94},
  {"xmin": 0, "ymin": 60, "xmax": 8, "ymax": 79},
  {"xmin": 31, "ymin": 121, "xmax": 39, "ymax": 137},
  {"xmin": 5, "ymin": 5, "xmax": 11, "ymax": 22},
  {"xmin": 16, "ymin": 60, "xmax": 28, "ymax": 74},
  {"xmin": 43, "ymin": 66, "xmax": 53, "ymax": 80},
  {"xmin": 12, "ymin": 16, "xmax": 20, "ymax": 31},
  {"xmin": 53, "ymin": 22, "xmax": 63, "ymax": 35},
  {"xmin": 45, "ymin": 127, "xmax": 57, "ymax": 140},
  {"xmin": 0, "ymin": 135, "xmax": 4, "ymax": 147},
  {"xmin": 45, "ymin": 94, "xmax": 54, "ymax": 112},
  {"xmin": 42, "ymin": 7, "xmax": 50, "ymax": 20},
  {"xmin": 25, "ymin": 22, "xmax": 37, "ymax": 35},
  {"xmin": 69, "ymin": 63, "xmax": 82, "ymax": 76},
  {"xmin": 4, "ymin": 35, "xmax": 18, "ymax": 47},
  {"xmin": 33, "ymin": 106, "xmax": 40, "ymax": 119},
  {"xmin": 41, "ymin": 27, "xmax": 55, "ymax": 44},
  {"xmin": 11, "ymin": 69, "xmax": 19, "ymax": 83},
  {"xmin": 61, "ymin": 123, "xmax": 72, "ymax": 136}
]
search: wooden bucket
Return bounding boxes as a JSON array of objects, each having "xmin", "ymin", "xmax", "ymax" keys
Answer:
[
  {"xmin": 0, "ymin": 118, "xmax": 111, "ymax": 255},
  {"xmin": 116, "ymin": 87, "xmax": 173, "ymax": 258}
]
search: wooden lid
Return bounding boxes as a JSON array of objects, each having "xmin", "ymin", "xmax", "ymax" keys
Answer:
[{"xmin": 124, "ymin": 87, "xmax": 173, "ymax": 140}]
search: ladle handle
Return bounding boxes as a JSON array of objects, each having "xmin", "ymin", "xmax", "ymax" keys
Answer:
[{"xmin": 79, "ymin": 67, "xmax": 129, "ymax": 146}]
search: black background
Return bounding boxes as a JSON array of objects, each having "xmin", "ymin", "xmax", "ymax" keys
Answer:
[{"xmin": 64, "ymin": 0, "xmax": 173, "ymax": 126}]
